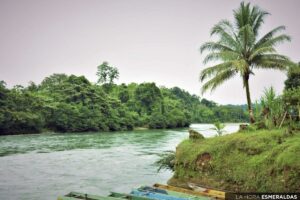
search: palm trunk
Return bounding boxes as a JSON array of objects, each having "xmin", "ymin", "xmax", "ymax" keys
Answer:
[{"xmin": 244, "ymin": 74, "xmax": 255, "ymax": 123}]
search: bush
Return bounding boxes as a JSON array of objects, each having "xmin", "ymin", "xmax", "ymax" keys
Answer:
[
  {"xmin": 0, "ymin": 110, "xmax": 44, "ymax": 134},
  {"xmin": 155, "ymin": 151, "xmax": 176, "ymax": 172},
  {"xmin": 149, "ymin": 113, "xmax": 166, "ymax": 129}
]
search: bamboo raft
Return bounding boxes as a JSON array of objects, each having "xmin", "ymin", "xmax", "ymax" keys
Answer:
[
  {"xmin": 153, "ymin": 184, "xmax": 225, "ymax": 199},
  {"xmin": 57, "ymin": 183, "xmax": 225, "ymax": 200}
]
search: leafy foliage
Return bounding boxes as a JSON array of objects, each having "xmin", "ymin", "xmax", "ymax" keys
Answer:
[
  {"xmin": 210, "ymin": 122, "xmax": 226, "ymax": 136},
  {"xmin": 96, "ymin": 62, "xmax": 119, "ymax": 85},
  {"xmin": 0, "ymin": 74, "xmax": 248, "ymax": 135},
  {"xmin": 284, "ymin": 63, "xmax": 300, "ymax": 90},
  {"xmin": 260, "ymin": 87, "xmax": 284, "ymax": 128},
  {"xmin": 155, "ymin": 150, "xmax": 176, "ymax": 172},
  {"xmin": 283, "ymin": 63, "xmax": 300, "ymax": 122}
]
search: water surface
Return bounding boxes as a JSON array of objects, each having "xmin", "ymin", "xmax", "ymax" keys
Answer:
[{"xmin": 0, "ymin": 123, "xmax": 239, "ymax": 200}]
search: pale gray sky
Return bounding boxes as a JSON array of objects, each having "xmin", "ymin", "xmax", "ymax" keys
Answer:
[{"xmin": 0, "ymin": 0, "xmax": 299, "ymax": 104}]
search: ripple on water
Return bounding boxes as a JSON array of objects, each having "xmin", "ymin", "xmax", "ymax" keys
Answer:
[{"xmin": 0, "ymin": 123, "xmax": 240, "ymax": 200}]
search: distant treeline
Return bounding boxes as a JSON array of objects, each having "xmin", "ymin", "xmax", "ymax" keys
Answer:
[{"xmin": 0, "ymin": 74, "xmax": 248, "ymax": 135}]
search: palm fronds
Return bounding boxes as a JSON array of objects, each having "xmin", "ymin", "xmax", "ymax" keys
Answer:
[{"xmin": 155, "ymin": 150, "xmax": 176, "ymax": 172}]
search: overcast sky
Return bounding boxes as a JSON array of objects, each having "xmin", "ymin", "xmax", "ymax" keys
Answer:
[{"xmin": 0, "ymin": 0, "xmax": 299, "ymax": 104}]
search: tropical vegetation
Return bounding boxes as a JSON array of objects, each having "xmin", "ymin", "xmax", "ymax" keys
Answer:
[
  {"xmin": 210, "ymin": 122, "xmax": 226, "ymax": 136},
  {"xmin": 163, "ymin": 2, "xmax": 300, "ymax": 193},
  {"xmin": 283, "ymin": 63, "xmax": 300, "ymax": 121},
  {"xmin": 0, "ymin": 64, "xmax": 249, "ymax": 135},
  {"xmin": 250, "ymin": 63, "xmax": 300, "ymax": 130},
  {"xmin": 200, "ymin": 2, "xmax": 294, "ymax": 123},
  {"xmin": 169, "ymin": 128, "xmax": 300, "ymax": 192}
]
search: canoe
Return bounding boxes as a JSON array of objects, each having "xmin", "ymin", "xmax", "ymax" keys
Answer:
[
  {"xmin": 153, "ymin": 184, "xmax": 225, "ymax": 199},
  {"xmin": 109, "ymin": 191, "xmax": 152, "ymax": 200},
  {"xmin": 138, "ymin": 186, "xmax": 168, "ymax": 195},
  {"xmin": 130, "ymin": 189, "xmax": 190, "ymax": 200},
  {"xmin": 58, "ymin": 191, "xmax": 122, "ymax": 200},
  {"xmin": 138, "ymin": 186, "xmax": 213, "ymax": 200},
  {"xmin": 57, "ymin": 183, "xmax": 224, "ymax": 200},
  {"xmin": 57, "ymin": 197, "xmax": 81, "ymax": 200}
]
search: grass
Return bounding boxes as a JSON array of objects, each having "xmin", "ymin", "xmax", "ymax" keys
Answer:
[{"xmin": 169, "ymin": 128, "xmax": 300, "ymax": 192}]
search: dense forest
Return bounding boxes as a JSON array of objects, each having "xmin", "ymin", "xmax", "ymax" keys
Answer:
[{"xmin": 0, "ymin": 63, "xmax": 248, "ymax": 135}]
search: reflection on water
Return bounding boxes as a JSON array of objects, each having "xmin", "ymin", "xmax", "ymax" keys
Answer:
[{"xmin": 0, "ymin": 123, "xmax": 240, "ymax": 200}]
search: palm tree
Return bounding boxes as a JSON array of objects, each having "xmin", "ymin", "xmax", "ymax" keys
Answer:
[
  {"xmin": 200, "ymin": 2, "xmax": 293, "ymax": 123},
  {"xmin": 210, "ymin": 122, "xmax": 226, "ymax": 136},
  {"xmin": 260, "ymin": 87, "xmax": 283, "ymax": 128}
]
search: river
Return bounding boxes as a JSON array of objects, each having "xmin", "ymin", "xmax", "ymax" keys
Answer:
[{"xmin": 0, "ymin": 123, "xmax": 240, "ymax": 200}]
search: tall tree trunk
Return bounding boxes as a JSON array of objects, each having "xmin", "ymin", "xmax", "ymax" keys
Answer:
[{"xmin": 244, "ymin": 74, "xmax": 255, "ymax": 123}]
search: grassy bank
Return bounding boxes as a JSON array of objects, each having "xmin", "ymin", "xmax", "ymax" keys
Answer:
[{"xmin": 169, "ymin": 129, "xmax": 300, "ymax": 192}]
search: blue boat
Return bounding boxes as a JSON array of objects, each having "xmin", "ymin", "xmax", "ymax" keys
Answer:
[
  {"xmin": 137, "ymin": 186, "xmax": 212, "ymax": 200},
  {"xmin": 130, "ymin": 189, "xmax": 191, "ymax": 200},
  {"xmin": 138, "ymin": 186, "xmax": 168, "ymax": 195}
]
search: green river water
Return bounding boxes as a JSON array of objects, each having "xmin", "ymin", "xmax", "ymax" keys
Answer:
[{"xmin": 0, "ymin": 124, "xmax": 240, "ymax": 200}]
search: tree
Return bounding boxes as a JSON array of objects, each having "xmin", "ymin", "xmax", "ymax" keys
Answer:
[
  {"xmin": 283, "ymin": 88, "xmax": 300, "ymax": 121},
  {"xmin": 40, "ymin": 73, "xmax": 68, "ymax": 89},
  {"xmin": 134, "ymin": 83, "xmax": 162, "ymax": 115},
  {"xmin": 285, "ymin": 62, "xmax": 300, "ymax": 90},
  {"xmin": 200, "ymin": 98, "xmax": 217, "ymax": 108},
  {"xmin": 0, "ymin": 73, "xmax": 248, "ymax": 134},
  {"xmin": 199, "ymin": 2, "xmax": 293, "ymax": 123},
  {"xmin": 96, "ymin": 62, "xmax": 119, "ymax": 85},
  {"xmin": 118, "ymin": 84, "xmax": 130, "ymax": 103},
  {"xmin": 283, "ymin": 63, "xmax": 300, "ymax": 120},
  {"xmin": 0, "ymin": 81, "xmax": 8, "ymax": 105}
]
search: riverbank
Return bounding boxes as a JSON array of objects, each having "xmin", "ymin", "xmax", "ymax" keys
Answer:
[
  {"xmin": 0, "ymin": 122, "xmax": 244, "ymax": 136},
  {"xmin": 0, "ymin": 126, "xmax": 178, "ymax": 136},
  {"xmin": 168, "ymin": 128, "xmax": 300, "ymax": 192}
]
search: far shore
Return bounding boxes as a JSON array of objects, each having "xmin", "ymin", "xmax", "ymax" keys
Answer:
[{"xmin": 0, "ymin": 122, "xmax": 247, "ymax": 137}]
